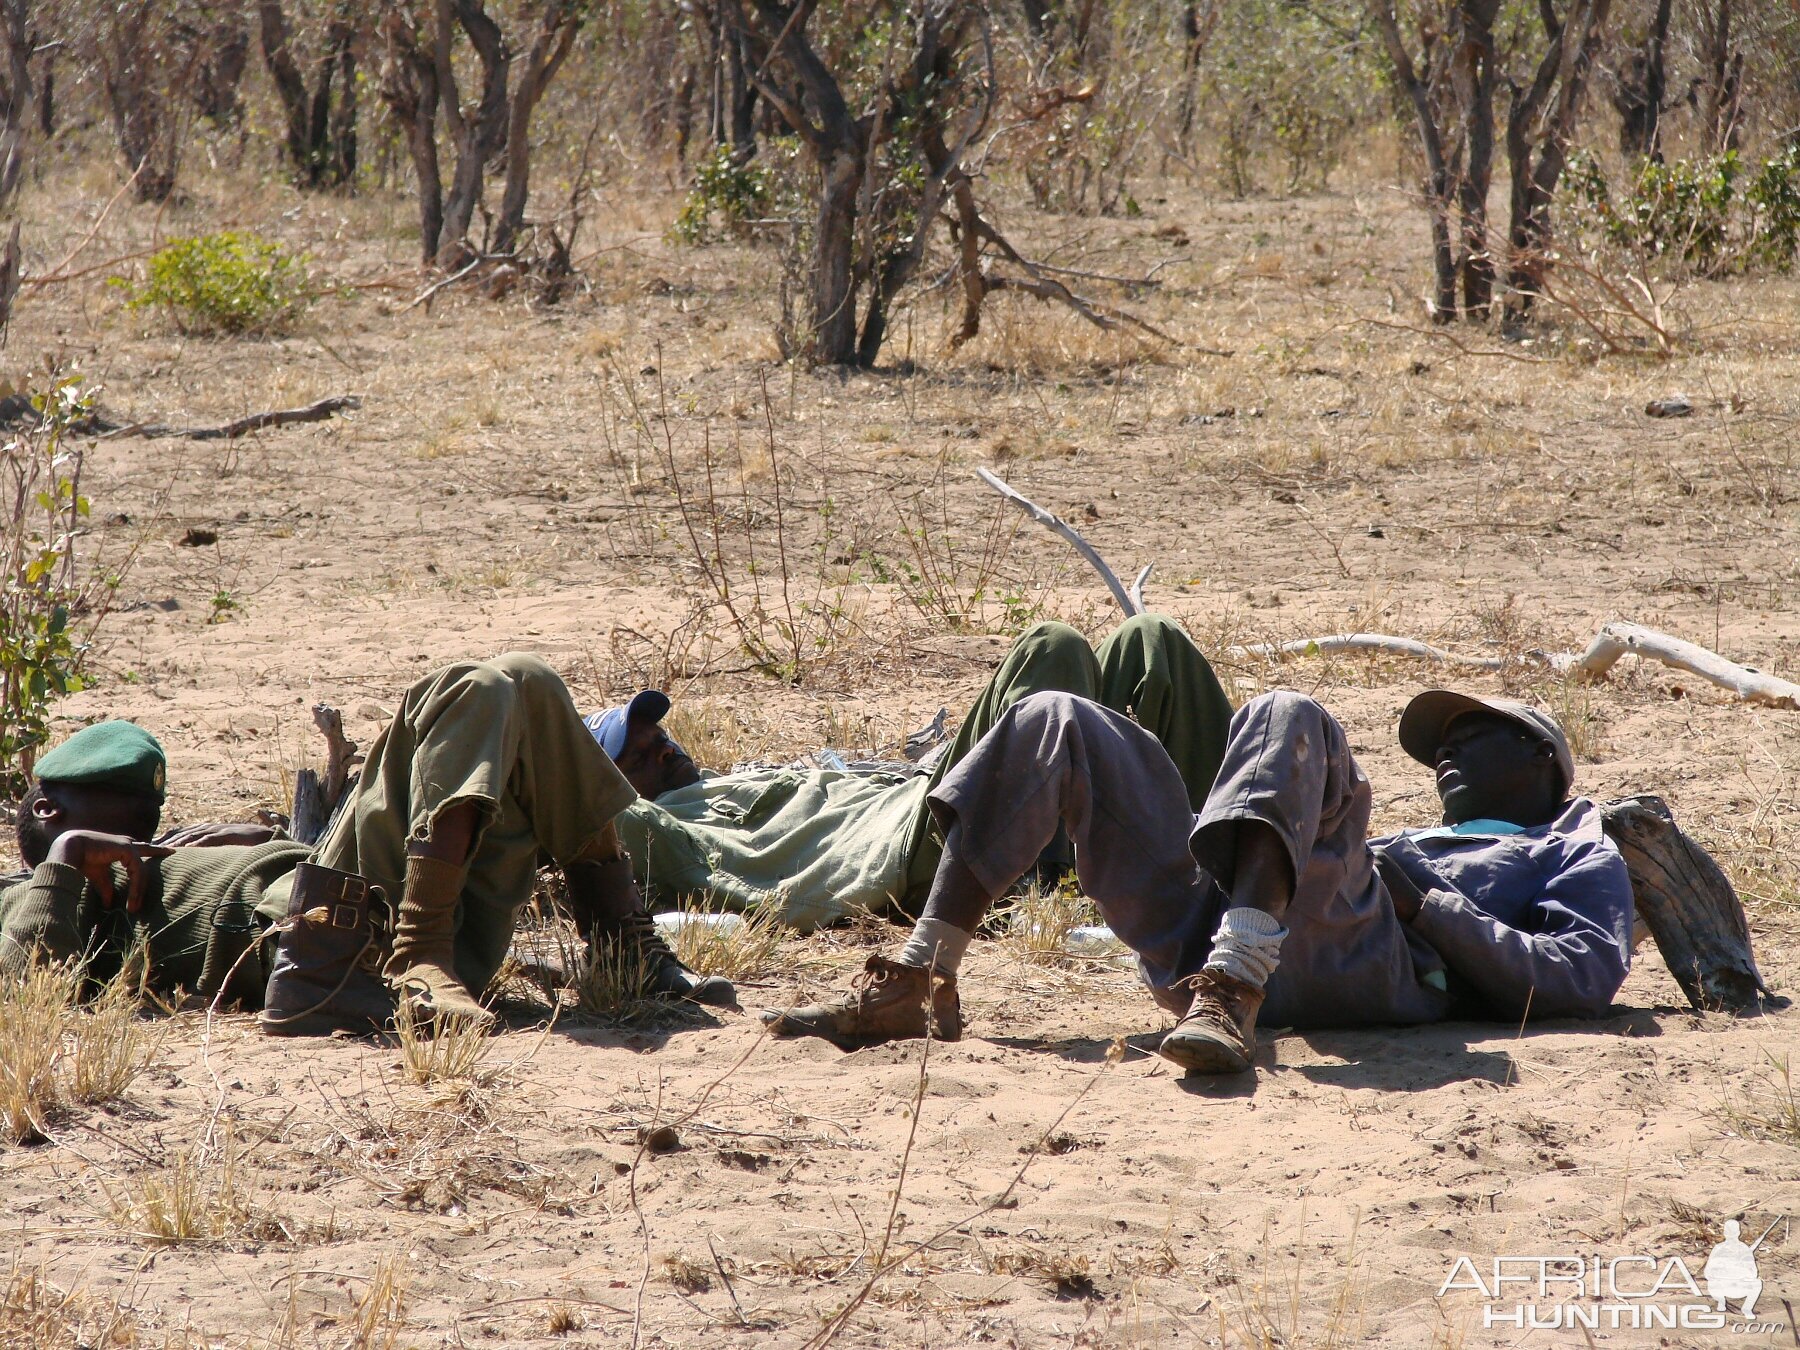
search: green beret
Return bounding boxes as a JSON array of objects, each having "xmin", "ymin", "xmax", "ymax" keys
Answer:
[{"xmin": 36, "ymin": 721, "xmax": 167, "ymax": 801}]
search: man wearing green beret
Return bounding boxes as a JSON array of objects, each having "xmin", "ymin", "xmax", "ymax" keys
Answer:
[{"xmin": 2, "ymin": 655, "xmax": 731, "ymax": 1026}]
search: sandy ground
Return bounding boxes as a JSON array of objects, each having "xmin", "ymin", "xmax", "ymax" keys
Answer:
[{"xmin": 2, "ymin": 153, "xmax": 1798, "ymax": 1347}]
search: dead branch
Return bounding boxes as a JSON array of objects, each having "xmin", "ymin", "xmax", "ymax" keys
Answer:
[
  {"xmin": 1228, "ymin": 635, "xmax": 1505, "ymax": 669},
  {"xmin": 1128, "ymin": 564, "xmax": 1152, "ymax": 613},
  {"xmin": 96, "ymin": 395, "xmax": 361, "ymax": 441},
  {"xmin": 974, "ymin": 468, "xmax": 1141, "ymax": 616},
  {"xmin": 1554, "ymin": 622, "xmax": 1800, "ymax": 709},
  {"xmin": 289, "ymin": 702, "xmax": 360, "ymax": 846}
]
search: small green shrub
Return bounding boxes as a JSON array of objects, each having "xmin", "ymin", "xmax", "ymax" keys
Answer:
[
  {"xmin": 2, "ymin": 376, "xmax": 103, "ymax": 799},
  {"xmin": 671, "ymin": 142, "xmax": 807, "ymax": 244},
  {"xmin": 117, "ymin": 232, "xmax": 314, "ymax": 334}
]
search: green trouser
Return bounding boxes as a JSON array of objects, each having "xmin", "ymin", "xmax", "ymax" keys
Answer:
[
  {"xmin": 299, "ymin": 653, "xmax": 638, "ymax": 996},
  {"xmin": 898, "ymin": 614, "xmax": 1234, "ymax": 910}
]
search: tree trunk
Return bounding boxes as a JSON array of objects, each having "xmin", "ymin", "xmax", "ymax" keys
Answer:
[
  {"xmin": 1502, "ymin": 0, "xmax": 1611, "ymax": 323},
  {"xmin": 0, "ymin": 0, "xmax": 30, "ymax": 208},
  {"xmin": 492, "ymin": 3, "xmax": 578, "ymax": 257},
  {"xmin": 379, "ymin": 10, "xmax": 443, "ymax": 264},
  {"xmin": 1453, "ymin": 2, "xmax": 1498, "ymax": 317},
  {"xmin": 435, "ymin": 0, "xmax": 511, "ymax": 266},
  {"xmin": 809, "ymin": 148, "xmax": 863, "ymax": 365},
  {"xmin": 1372, "ymin": 0, "xmax": 1459, "ymax": 321},
  {"xmin": 727, "ymin": 26, "xmax": 757, "ymax": 156}
]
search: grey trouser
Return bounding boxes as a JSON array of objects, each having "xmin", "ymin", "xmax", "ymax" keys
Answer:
[{"xmin": 927, "ymin": 691, "xmax": 1449, "ymax": 1027}]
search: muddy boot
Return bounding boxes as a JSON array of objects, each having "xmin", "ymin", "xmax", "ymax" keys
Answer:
[
  {"xmin": 384, "ymin": 855, "xmax": 493, "ymax": 1027},
  {"xmin": 763, "ymin": 955, "xmax": 962, "ymax": 1046},
  {"xmin": 1157, "ymin": 969, "xmax": 1264, "ymax": 1074},
  {"xmin": 564, "ymin": 854, "xmax": 735, "ymax": 1006},
  {"xmin": 260, "ymin": 863, "xmax": 395, "ymax": 1037}
]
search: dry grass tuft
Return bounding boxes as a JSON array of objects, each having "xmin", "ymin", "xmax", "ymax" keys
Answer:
[
  {"xmin": 99, "ymin": 1123, "xmax": 286, "ymax": 1247},
  {"xmin": 348, "ymin": 1253, "xmax": 410, "ymax": 1350},
  {"xmin": 663, "ymin": 1252, "xmax": 713, "ymax": 1294},
  {"xmin": 1, "ymin": 959, "xmax": 159, "ymax": 1146},
  {"xmin": 395, "ymin": 998, "xmax": 501, "ymax": 1087},
  {"xmin": 1220, "ymin": 1213, "xmax": 1367, "ymax": 1350},
  {"xmin": 574, "ymin": 933, "xmax": 670, "ymax": 1025},
  {"xmin": 993, "ymin": 1245, "xmax": 1099, "ymax": 1300},
  {"xmin": 665, "ymin": 900, "xmax": 793, "ymax": 980},
  {"xmin": 0, "ymin": 1261, "xmax": 142, "ymax": 1348},
  {"xmin": 995, "ymin": 879, "xmax": 1105, "ymax": 966},
  {"xmin": 543, "ymin": 1301, "xmax": 585, "ymax": 1335},
  {"xmin": 1717, "ymin": 1051, "xmax": 1800, "ymax": 1147}
]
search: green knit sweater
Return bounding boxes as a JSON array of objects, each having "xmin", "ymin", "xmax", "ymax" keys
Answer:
[{"xmin": 0, "ymin": 841, "xmax": 309, "ymax": 1000}]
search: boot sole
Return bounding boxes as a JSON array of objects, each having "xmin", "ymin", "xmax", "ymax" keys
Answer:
[{"xmin": 1158, "ymin": 1030, "xmax": 1253, "ymax": 1075}]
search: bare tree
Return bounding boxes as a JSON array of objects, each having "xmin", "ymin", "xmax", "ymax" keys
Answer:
[
  {"xmin": 260, "ymin": 0, "xmax": 361, "ymax": 188},
  {"xmin": 1372, "ymin": 0, "xmax": 1502, "ymax": 320},
  {"xmin": 722, "ymin": 0, "xmax": 996, "ymax": 366},
  {"xmin": 1502, "ymin": 0, "xmax": 1613, "ymax": 321},
  {"xmin": 185, "ymin": 1, "xmax": 251, "ymax": 127},
  {"xmin": 1609, "ymin": 0, "xmax": 1673, "ymax": 159},
  {"xmin": 0, "ymin": 0, "xmax": 35, "ymax": 207},
  {"xmin": 1695, "ymin": 0, "xmax": 1744, "ymax": 151},
  {"xmin": 96, "ymin": 0, "xmax": 191, "ymax": 203},
  {"xmin": 377, "ymin": 0, "xmax": 579, "ymax": 268}
]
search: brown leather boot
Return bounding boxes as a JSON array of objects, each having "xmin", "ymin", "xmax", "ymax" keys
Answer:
[
  {"xmin": 763, "ymin": 956, "xmax": 962, "ymax": 1046},
  {"xmin": 384, "ymin": 855, "xmax": 493, "ymax": 1028},
  {"xmin": 260, "ymin": 863, "xmax": 395, "ymax": 1037},
  {"xmin": 1158, "ymin": 968, "xmax": 1264, "ymax": 1074}
]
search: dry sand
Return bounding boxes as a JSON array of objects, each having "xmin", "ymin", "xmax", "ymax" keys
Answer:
[{"xmin": 2, "ymin": 160, "xmax": 1797, "ymax": 1347}]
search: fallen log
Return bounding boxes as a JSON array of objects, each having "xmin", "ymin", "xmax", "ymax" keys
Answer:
[
  {"xmin": 97, "ymin": 395, "xmax": 361, "ymax": 442},
  {"xmin": 1600, "ymin": 795, "xmax": 1782, "ymax": 1015}
]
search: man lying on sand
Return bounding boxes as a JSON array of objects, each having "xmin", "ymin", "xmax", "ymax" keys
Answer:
[
  {"xmin": 763, "ymin": 686, "xmax": 1635, "ymax": 1078},
  {"xmin": 1, "ymin": 656, "xmax": 730, "ymax": 1029},
  {"xmin": 590, "ymin": 616, "xmax": 1235, "ymax": 929}
]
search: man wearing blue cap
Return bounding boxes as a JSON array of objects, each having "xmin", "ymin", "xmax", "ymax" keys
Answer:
[
  {"xmin": 586, "ymin": 616, "xmax": 1235, "ymax": 932},
  {"xmin": 3, "ymin": 656, "xmax": 731, "ymax": 1026}
]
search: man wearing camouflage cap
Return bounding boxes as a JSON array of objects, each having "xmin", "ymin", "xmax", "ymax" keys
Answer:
[{"xmin": 767, "ymin": 685, "xmax": 1635, "ymax": 1080}]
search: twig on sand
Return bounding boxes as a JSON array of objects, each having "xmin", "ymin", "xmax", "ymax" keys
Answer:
[{"xmin": 802, "ymin": 1041, "xmax": 1120, "ymax": 1349}]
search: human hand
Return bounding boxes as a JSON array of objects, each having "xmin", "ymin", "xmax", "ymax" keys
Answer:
[
  {"xmin": 156, "ymin": 821, "xmax": 278, "ymax": 848},
  {"xmin": 45, "ymin": 831, "xmax": 175, "ymax": 913},
  {"xmin": 1369, "ymin": 843, "xmax": 1425, "ymax": 923}
]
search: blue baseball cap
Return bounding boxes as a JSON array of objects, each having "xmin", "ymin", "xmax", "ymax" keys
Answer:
[{"xmin": 585, "ymin": 690, "xmax": 673, "ymax": 760}]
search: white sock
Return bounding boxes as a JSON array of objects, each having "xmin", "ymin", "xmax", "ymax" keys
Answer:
[
  {"xmin": 897, "ymin": 918, "xmax": 973, "ymax": 975},
  {"xmin": 1202, "ymin": 907, "xmax": 1288, "ymax": 988}
]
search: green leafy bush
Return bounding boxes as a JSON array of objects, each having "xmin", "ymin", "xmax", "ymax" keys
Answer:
[
  {"xmin": 1568, "ymin": 148, "xmax": 1800, "ymax": 274},
  {"xmin": 672, "ymin": 146, "xmax": 775, "ymax": 244},
  {"xmin": 2, "ymin": 377, "xmax": 107, "ymax": 799},
  {"xmin": 118, "ymin": 232, "xmax": 315, "ymax": 334}
]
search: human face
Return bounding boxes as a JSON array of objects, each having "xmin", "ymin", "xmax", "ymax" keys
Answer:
[
  {"xmin": 1432, "ymin": 712, "xmax": 1563, "ymax": 827},
  {"xmin": 613, "ymin": 717, "xmax": 702, "ymax": 800},
  {"xmin": 18, "ymin": 783, "xmax": 162, "ymax": 867}
]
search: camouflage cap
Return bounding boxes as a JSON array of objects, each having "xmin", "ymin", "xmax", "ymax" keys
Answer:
[{"xmin": 35, "ymin": 721, "xmax": 168, "ymax": 801}]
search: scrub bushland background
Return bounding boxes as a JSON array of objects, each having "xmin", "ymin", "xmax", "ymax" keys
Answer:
[{"xmin": 1, "ymin": 1, "xmax": 1799, "ymax": 1346}]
